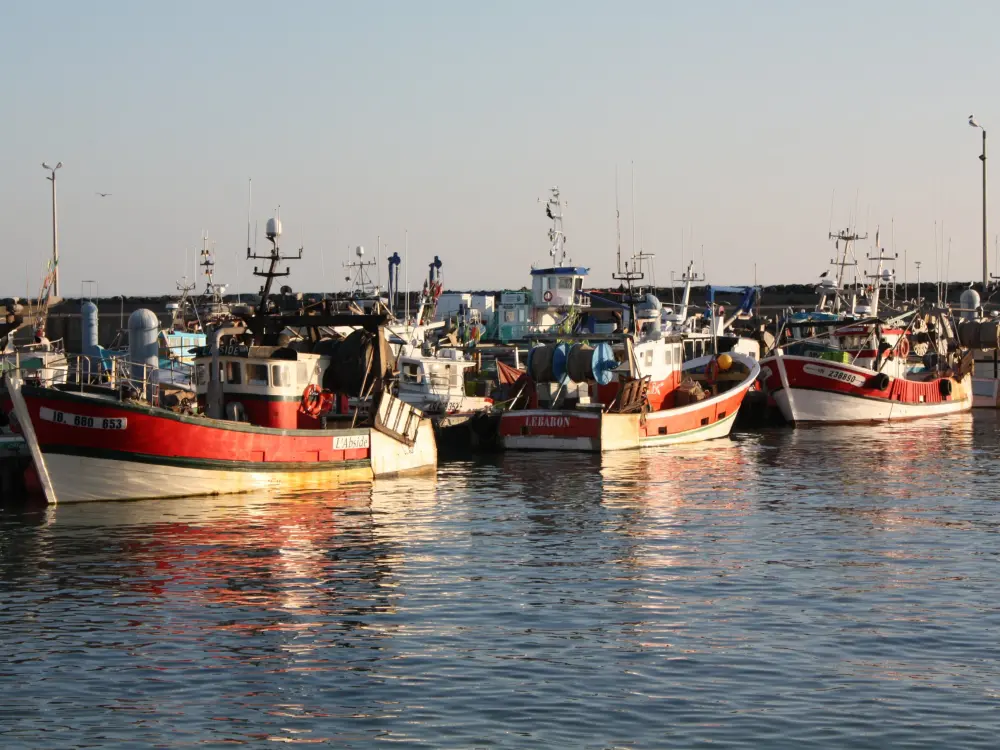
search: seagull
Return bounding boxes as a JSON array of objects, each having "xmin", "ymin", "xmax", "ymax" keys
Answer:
[
  {"xmin": 96, "ymin": 192, "xmax": 112, "ymax": 198},
  {"xmin": 819, "ymin": 270, "xmax": 829, "ymax": 278}
]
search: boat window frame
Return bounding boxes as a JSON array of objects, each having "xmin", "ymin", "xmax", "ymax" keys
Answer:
[
  {"xmin": 402, "ymin": 361, "xmax": 421, "ymax": 384},
  {"xmin": 246, "ymin": 363, "xmax": 269, "ymax": 387},
  {"xmin": 272, "ymin": 364, "xmax": 290, "ymax": 388},
  {"xmin": 225, "ymin": 360, "xmax": 242, "ymax": 385}
]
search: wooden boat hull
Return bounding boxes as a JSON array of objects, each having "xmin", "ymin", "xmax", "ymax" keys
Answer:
[
  {"xmin": 760, "ymin": 354, "xmax": 972, "ymax": 424},
  {"xmin": 7, "ymin": 379, "xmax": 436, "ymax": 504}
]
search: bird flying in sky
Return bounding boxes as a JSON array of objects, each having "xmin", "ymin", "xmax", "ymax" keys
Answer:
[{"xmin": 96, "ymin": 192, "xmax": 111, "ymax": 197}]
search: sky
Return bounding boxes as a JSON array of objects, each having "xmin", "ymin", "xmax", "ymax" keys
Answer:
[{"xmin": 2, "ymin": 0, "xmax": 999, "ymax": 297}]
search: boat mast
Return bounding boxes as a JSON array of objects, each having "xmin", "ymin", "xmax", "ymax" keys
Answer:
[
  {"xmin": 543, "ymin": 187, "xmax": 567, "ymax": 267},
  {"xmin": 828, "ymin": 228, "xmax": 866, "ymax": 313},
  {"xmin": 866, "ymin": 228, "xmax": 898, "ymax": 319},
  {"xmin": 249, "ymin": 209, "xmax": 302, "ymax": 315},
  {"xmin": 615, "ymin": 166, "xmax": 622, "ymax": 280}
]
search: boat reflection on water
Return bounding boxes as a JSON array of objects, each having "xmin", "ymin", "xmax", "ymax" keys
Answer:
[
  {"xmin": 0, "ymin": 479, "xmax": 442, "ymax": 656},
  {"xmin": 600, "ymin": 438, "xmax": 758, "ymax": 509},
  {"xmin": 746, "ymin": 412, "xmax": 978, "ymax": 528}
]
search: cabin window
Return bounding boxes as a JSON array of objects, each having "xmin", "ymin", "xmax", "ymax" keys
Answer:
[
  {"xmin": 402, "ymin": 362, "xmax": 420, "ymax": 384},
  {"xmin": 695, "ymin": 341, "xmax": 704, "ymax": 358},
  {"xmin": 195, "ymin": 363, "xmax": 207, "ymax": 386},
  {"xmin": 505, "ymin": 310, "xmax": 517, "ymax": 323},
  {"xmin": 225, "ymin": 361, "xmax": 242, "ymax": 385},
  {"xmin": 575, "ymin": 277, "xmax": 583, "ymax": 291},
  {"xmin": 558, "ymin": 277, "xmax": 574, "ymax": 290},
  {"xmin": 272, "ymin": 365, "xmax": 289, "ymax": 387},
  {"xmin": 645, "ymin": 350, "xmax": 653, "ymax": 367},
  {"xmin": 684, "ymin": 341, "xmax": 693, "ymax": 361},
  {"xmin": 247, "ymin": 363, "xmax": 269, "ymax": 386},
  {"xmin": 546, "ymin": 277, "xmax": 556, "ymax": 290},
  {"xmin": 297, "ymin": 362, "xmax": 308, "ymax": 385},
  {"xmin": 664, "ymin": 349, "xmax": 671, "ymax": 365}
]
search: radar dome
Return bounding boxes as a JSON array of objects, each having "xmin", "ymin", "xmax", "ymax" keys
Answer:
[
  {"xmin": 356, "ymin": 245, "xmax": 365, "ymax": 257},
  {"xmin": 266, "ymin": 217, "xmax": 282, "ymax": 239}
]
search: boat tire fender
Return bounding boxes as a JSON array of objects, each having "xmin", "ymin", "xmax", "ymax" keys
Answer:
[
  {"xmin": 869, "ymin": 373, "xmax": 890, "ymax": 391},
  {"xmin": 225, "ymin": 401, "xmax": 247, "ymax": 422},
  {"xmin": 939, "ymin": 378, "xmax": 953, "ymax": 398}
]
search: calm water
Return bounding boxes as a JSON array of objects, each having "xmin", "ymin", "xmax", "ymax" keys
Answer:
[{"xmin": 3, "ymin": 415, "xmax": 1000, "ymax": 748}]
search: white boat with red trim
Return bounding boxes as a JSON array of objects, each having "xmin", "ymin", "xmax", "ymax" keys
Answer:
[
  {"xmin": 498, "ymin": 284, "xmax": 760, "ymax": 452},
  {"xmin": 760, "ymin": 313, "xmax": 973, "ymax": 424},
  {"xmin": 4, "ymin": 216, "xmax": 437, "ymax": 504}
]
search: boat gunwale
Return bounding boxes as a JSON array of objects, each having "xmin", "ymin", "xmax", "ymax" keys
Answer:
[{"xmin": 18, "ymin": 383, "xmax": 370, "ymax": 438}]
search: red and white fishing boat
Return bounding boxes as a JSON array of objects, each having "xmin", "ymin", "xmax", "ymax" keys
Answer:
[
  {"xmin": 498, "ymin": 255, "xmax": 760, "ymax": 452},
  {"xmin": 759, "ymin": 330, "xmax": 972, "ymax": 424},
  {"xmin": 4, "ymin": 216, "xmax": 437, "ymax": 504},
  {"xmin": 759, "ymin": 240, "xmax": 973, "ymax": 424}
]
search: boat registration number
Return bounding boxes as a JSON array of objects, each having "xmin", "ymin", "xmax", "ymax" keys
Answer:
[
  {"xmin": 40, "ymin": 407, "xmax": 127, "ymax": 430},
  {"xmin": 802, "ymin": 364, "xmax": 866, "ymax": 388},
  {"xmin": 332, "ymin": 433, "xmax": 369, "ymax": 450}
]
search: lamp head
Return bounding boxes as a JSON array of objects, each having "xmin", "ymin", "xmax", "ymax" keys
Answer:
[{"xmin": 970, "ymin": 115, "xmax": 982, "ymax": 129}]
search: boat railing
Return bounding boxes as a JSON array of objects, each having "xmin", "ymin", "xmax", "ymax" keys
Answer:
[
  {"xmin": 2, "ymin": 345, "xmax": 71, "ymax": 386},
  {"xmin": 6, "ymin": 349, "xmax": 191, "ymax": 409}
]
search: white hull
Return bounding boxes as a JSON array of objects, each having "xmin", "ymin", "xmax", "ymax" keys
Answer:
[
  {"xmin": 33, "ymin": 452, "xmax": 374, "ymax": 504},
  {"xmin": 503, "ymin": 435, "xmax": 599, "ymax": 451},
  {"xmin": 972, "ymin": 377, "xmax": 1000, "ymax": 409},
  {"xmin": 775, "ymin": 384, "xmax": 972, "ymax": 424},
  {"xmin": 637, "ymin": 411, "xmax": 737, "ymax": 446}
]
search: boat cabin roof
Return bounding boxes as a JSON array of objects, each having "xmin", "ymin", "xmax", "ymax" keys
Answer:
[
  {"xmin": 193, "ymin": 343, "xmax": 317, "ymax": 362},
  {"xmin": 529, "ymin": 266, "xmax": 589, "ymax": 276}
]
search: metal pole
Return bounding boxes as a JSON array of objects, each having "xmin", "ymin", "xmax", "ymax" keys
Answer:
[
  {"xmin": 42, "ymin": 162, "xmax": 62, "ymax": 298},
  {"xmin": 915, "ymin": 261, "xmax": 921, "ymax": 302},
  {"xmin": 50, "ymin": 168, "xmax": 59, "ymax": 298},
  {"xmin": 983, "ymin": 128, "xmax": 988, "ymax": 289}
]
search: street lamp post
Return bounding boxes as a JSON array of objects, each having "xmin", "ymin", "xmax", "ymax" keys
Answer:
[
  {"xmin": 970, "ymin": 117, "xmax": 987, "ymax": 289},
  {"xmin": 41, "ymin": 161, "xmax": 63, "ymax": 298},
  {"xmin": 915, "ymin": 260, "xmax": 922, "ymax": 302}
]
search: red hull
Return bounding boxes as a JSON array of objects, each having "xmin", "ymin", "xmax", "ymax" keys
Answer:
[{"xmin": 19, "ymin": 385, "xmax": 370, "ymax": 471}]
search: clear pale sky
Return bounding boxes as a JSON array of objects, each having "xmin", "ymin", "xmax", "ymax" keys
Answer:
[{"xmin": 2, "ymin": 1, "xmax": 998, "ymax": 297}]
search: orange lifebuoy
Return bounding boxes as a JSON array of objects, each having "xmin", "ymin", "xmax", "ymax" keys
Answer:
[
  {"xmin": 706, "ymin": 358, "xmax": 720, "ymax": 384},
  {"xmin": 543, "ymin": 290, "xmax": 553, "ymax": 302},
  {"xmin": 897, "ymin": 337, "xmax": 910, "ymax": 358},
  {"xmin": 300, "ymin": 384, "xmax": 332, "ymax": 418}
]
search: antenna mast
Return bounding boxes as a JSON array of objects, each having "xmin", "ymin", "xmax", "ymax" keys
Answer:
[
  {"xmin": 249, "ymin": 208, "xmax": 303, "ymax": 315},
  {"xmin": 541, "ymin": 187, "xmax": 568, "ymax": 266},
  {"xmin": 828, "ymin": 227, "xmax": 867, "ymax": 312},
  {"xmin": 615, "ymin": 166, "xmax": 622, "ymax": 279},
  {"xmin": 343, "ymin": 244, "xmax": 380, "ymax": 298}
]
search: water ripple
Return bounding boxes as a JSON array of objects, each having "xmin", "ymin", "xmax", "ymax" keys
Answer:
[{"xmin": 2, "ymin": 413, "xmax": 1000, "ymax": 746}]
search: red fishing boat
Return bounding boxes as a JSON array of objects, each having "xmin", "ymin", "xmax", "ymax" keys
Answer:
[
  {"xmin": 497, "ymin": 265, "xmax": 760, "ymax": 452},
  {"xmin": 5, "ymin": 216, "xmax": 436, "ymax": 504}
]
